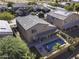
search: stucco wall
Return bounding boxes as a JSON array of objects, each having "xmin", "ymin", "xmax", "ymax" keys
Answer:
[
  {"xmin": 17, "ymin": 20, "xmax": 56, "ymax": 43},
  {"xmin": 26, "ymin": 23, "xmax": 56, "ymax": 43},
  {"xmin": 63, "ymin": 13, "xmax": 79, "ymax": 29},
  {"xmin": 46, "ymin": 15, "xmax": 64, "ymax": 29},
  {"xmin": 46, "ymin": 13, "xmax": 79, "ymax": 30},
  {"xmin": 17, "ymin": 21, "xmax": 28, "ymax": 41},
  {"xmin": 64, "ymin": 13, "xmax": 79, "ymax": 24}
]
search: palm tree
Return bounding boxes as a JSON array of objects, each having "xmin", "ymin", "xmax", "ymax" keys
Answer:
[{"xmin": 53, "ymin": 43, "xmax": 61, "ymax": 51}]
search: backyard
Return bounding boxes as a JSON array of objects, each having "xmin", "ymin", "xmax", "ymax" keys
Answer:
[{"xmin": 53, "ymin": 27, "xmax": 79, "ymax": 59}]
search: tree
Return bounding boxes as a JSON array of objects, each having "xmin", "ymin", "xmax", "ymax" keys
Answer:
[
  {"xmin": 49, "ymin": 2, "xmax": 59, "ymax": 7},
  {"xmin": 0, "ymin": 36, "xmax": 36, "ymax": 59},
  {"xmin": 75, "ymin": 3, "xmax": 79, "ymax": 13},
  {"xmin": 64, "ymin": 5, "xmax": 73, "ymax": 11},
  {"xmin": 38, "ymin": 12, "xmax": 44, "ymax": 18},
  {"xmin": 68, "ymin": 45, "xmax": 75, "ymax": 53},
  {"xmin": 27, "ymin": 2, "xmax": 37, "ymax": 5},
  {"xmin": 7, "ymin": 2, "xmax": 14, "ymax": 7},
  {"xmin": 0, "ymin": 12, "xmax": 15, "ymax": 22},
  {"xmin": 55, "ymin": 0, "xmax": 58, "ymax": 4},
  {"xmin": 53, "ymin": 43, "xmax": 61, "ymax": 51}
]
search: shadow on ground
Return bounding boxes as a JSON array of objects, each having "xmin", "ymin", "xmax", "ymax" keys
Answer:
[{"xmin": 64, "ymin": 28, "xmax": 79, "ymax": 38}]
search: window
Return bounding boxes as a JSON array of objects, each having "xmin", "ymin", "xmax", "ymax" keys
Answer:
[{"xmin": 31, "ymin": 29, "xmax": 37, "ymax": 33}]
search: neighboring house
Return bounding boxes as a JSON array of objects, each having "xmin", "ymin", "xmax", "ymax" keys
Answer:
[
  {"xmin": 33, "ymin": 5, "xmax": 42, "ymax": 12},
  {"xmin": 15, "ymin": 9, "xmax": 24, "ymax": 16},
  {"xmin": 12, "ymin": 3, "xmax": 29, "ymax": 16},
  {"xmin": 0, "ymin": 20, "xmax": 13, "ymax": 37},
  {"xmin": 59, "ymin": 2, "xmax": 71, "ymax": 8},
  {"xmin": 12, "ymin": 3, "xmax": 28, "ymax": 11},
  {"xmin": 46, "ymin": 10, "xmax": 79, "ymax": 30},
  {"xmin": 33, "ymin": 5, "xmax": 50, "ymax": 13},
  {"xmin": 0, "ymin": 4, "xmax": 7, "ymax": 12},
  {"xmin": 16, "ymin": 15, "xmax": 57, "ymax": 44}
]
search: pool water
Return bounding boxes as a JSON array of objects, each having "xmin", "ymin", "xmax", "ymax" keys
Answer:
[{"xmin": 43, "ymin": 38, "xmax": 65, "ymax": 52}]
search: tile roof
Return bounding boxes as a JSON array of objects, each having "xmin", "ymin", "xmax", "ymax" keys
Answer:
[
  {"xmin": 16, "ymin": 15, "xmax": 56, "ymax": 30},
  {"xmin": 47, "ymin": 10, "xmax": 73, "ymax": 20}
]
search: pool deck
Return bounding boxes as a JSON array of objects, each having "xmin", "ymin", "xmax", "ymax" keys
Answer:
[{"xmin": 31, "ymin": 35, "xmax": 70, "ymax": 58}]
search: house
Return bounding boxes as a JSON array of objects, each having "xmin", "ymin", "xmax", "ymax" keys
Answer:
[
  {"xmin": 15, "ymin": 8, "xmax": 26, "ymax": 16},
  {"xmin": 12, "ymin": 3, "xmax": 29, "ymax": 11},
  {"xmin": 33, "ymin": 5, "xmax": 50, "ymax": 13},
  {"xmin": 33, "ymin": 5, "xmax": 43, "ymax": 12},
  {"xmin": 0, "ymin": 4, "xmax": 7, "ymax": 12},
  {"xmin": 46, "ymin": 10, "xmax": 79, "ymax": 30},
  {"xmin": 0, "ymin": 20, "xmax": 13, "ymax": 37},
  {"xmin": 16, "ymin": 15, "xmax": 57, "ymax": 44},
  {"xmin": 59, "ymin": 2, "xmax": 71, "ymax": 8},
  {"xmin": 12, "ymin": 3, "xmax": 29, "ymax": 16},
  {"xmin": 16, "ymin": 15, "xmax": 69, "ymax": 58}
]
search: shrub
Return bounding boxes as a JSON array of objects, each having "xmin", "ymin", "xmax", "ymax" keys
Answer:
[
  {"xmin": 0, "ymin": 12, "xmax": 15, "ymax": 21},
  {"xmin": 0, "ymin": 36, "xmax": 36, "ymax": 59},
  {"xmin": 68, "ymin": 45, "xmax": 75, "ymax": 52},
  {"xmin": 38, "ymin": 12, "xmax": 44, "ymax": 18},
  {"xmin": 64, "ymin": 5, "xmax": 73, "ymax": 11},
  {"xmin": 64, "ymin": 4, "xmax": 74, "ymax": 11}
]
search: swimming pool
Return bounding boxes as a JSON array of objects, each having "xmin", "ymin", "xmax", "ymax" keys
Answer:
[{"xmin": 43, "ymin": 38, "xmax": 65, "ymax": 52}]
